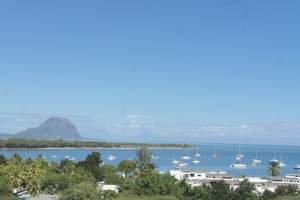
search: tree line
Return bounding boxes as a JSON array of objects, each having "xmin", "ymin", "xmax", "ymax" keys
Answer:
[{"xmin": 0, "ymin": 138, "xmax": 191, "ymax": 148}]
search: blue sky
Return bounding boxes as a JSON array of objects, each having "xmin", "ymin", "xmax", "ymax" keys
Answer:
[{"xmin": 1, "ymin": 1, "xmax": 300, "ymax": 144}]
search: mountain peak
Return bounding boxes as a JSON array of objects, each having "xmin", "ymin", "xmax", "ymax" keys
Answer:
[{"xmin": 16, "ymin": 117, "xmax": 82, "ymax": 140}]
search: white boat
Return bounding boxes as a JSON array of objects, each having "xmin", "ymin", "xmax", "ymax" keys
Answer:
[
  {"xmin": 178, "ymin": 163, "xmax": 189, "ymax": 168},
  {"xmin": 151, "ymin": 155, "xmax": 160, "ymax": 160},
  {"xmin": 171, "ymin": 159, "xmax": 180, "ymax": 164},
  {"xmin": 51, "ymin": 155, "xmax": 57, "ymax": 158},
  {"xmin": 64, "ymin": 155, "xmax": 70, "ymax": 159},
  {"xmin": 235, "ymin": 145, "xmax": 244, "ymax": 160},
  {"xmin": 108, "ymin": 155, "xmax": 116, "ymax": 160},
  {"xmin": 279, "ymin": 162, "xmax": 286, "ymax": 167},
  {"xmin": 270, "ymin": 159, "xmax": 279, "ymax": 163},
  {"xmin": 252, "ymin": 149, "xmax": 262, "ymax": 164},
  {"xmin": 252, "ymin": 159, "xmax": 262, "ymax": 164},
  {"xmin": 192, "ymin": 159, "xmax": 200, "ymax": 164},
  {"xmin": 195, "ymin": 153, "xmax": 201, "ymax": 157},
  {"xmin": 230, "ymin": 162, "xmax": 247, "ymax": 169},
  {"xmin": 294, "ymin": 164, "xmax": 300, "ymax": 170},
  {"xmin": 181, "ymin": 156, "xmax": 191, "ymax": 160},
  {"xmin": 279, "ymin": 154, "xmax": 286, "ymax": 167},
  {"xmin": 236, "ymin": 155, "xmax": 242, "ymax": 161}
]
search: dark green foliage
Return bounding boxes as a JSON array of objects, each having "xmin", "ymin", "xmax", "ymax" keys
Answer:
[
  {"xmin": 99, "ymin": 164, "xmax": 123, "ymax": 184},
  {"xmin": 261, "ymin": 190, "xmax": 277, "ymax": 200},
  {"xmin": 268, "ymin": 161, "xmax": 281, "ymax": 177},
  {"xmin": 0, "ymin": 176, "xmax": 13, "ymax": 199},
  {"xmin": 0, "ymin": 154, "xmax": 6, "ymax": 165},
  {"xmin": 59, "ymin": 182, "xmax": 101, "ymax": 200},
  {"xmin": 210, "ymin": 180, "xmax": 233, "ymax": 200},
  {"xmin": 275, "ymin": 185, "xmax": 298, "ymax": 196},
  {"xmin": 0, "ymin": 138, "xmax": 190, "ymax": 148},
  {"xmin": 177, "ymin": 181, "xmax": 208, "ymax": 200},
  {"xmin": 134, "ymin": 171, "xmax": 180, "ymax": 197},
  {"xmin": 233, "ymin": 179, "xmax": 257, "ymax": 200},
  {"xmin": 118, "ymin": 160, "xmax": 136, "ymax": 178},
  {"xmin": 78, "ymin": 151, "xmax": 103, "ymax": 169},
  {"xmin": 42, "ymin": 172, "xmax": 69, "ymax": 194},
  {"xmin": 135, "ymin": 146, "xmax": 154, "ymax": 172},
  {"xmin": 77, "ymin": 151, "xmax": 104, "ymax": 181}
]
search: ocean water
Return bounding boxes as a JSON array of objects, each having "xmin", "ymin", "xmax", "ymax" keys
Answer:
[{"xmin": 1, "ymin": 143, "xmax": 300, "ymax": 177}]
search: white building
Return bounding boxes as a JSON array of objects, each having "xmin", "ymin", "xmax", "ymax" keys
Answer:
[
  {"xmin": 170, "ymin": 168, "xmax": 300, "ymax": 194},
  {"xmin": 97, "ymin": 181, "xmax": 119, "ymax": 193}
]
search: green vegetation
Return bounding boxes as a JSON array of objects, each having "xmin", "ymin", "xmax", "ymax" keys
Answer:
[
  {"xmin": 268, "ymin": 161, "xmax": 281, "ymax": 176},
  {"xmin": 117, "ymin": 160, "xmax": 136, "ymax": 179},
  {"xmin": 0, "ymin": 138, "xmax": 191, "ymax": 148},
  {"xmin": 0, "ymin": 147, "xmax": 299, "ymax": 200}
]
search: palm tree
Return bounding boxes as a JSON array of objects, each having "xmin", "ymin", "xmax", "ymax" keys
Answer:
[{"xmin": 268, "ymin": 161, "xmax": 281, "ymax": 176}]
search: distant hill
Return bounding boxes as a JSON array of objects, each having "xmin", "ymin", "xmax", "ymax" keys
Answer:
[
  {"xmin": 15, "ymin": 117, "xmax": 82, "ymax": 140},
  {"xmin": 0, "ymin": 133, "xmax": 12, "ymax": 139}
]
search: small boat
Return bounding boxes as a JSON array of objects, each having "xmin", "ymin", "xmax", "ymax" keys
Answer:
[
  {"xmin": 181, "ymin": 156, "xmax": 191, "ymax": 160},
  {"xmin": 279, "ymin": 162, "xmax": 286, "ymax": 167},
  {"xmin": 252, "ymin": 148, "xmax": 262, "ymax": 164},
  {"xmin": 294, "ymin": 164, "xmax": 300, "ymax": 170},
  {"xmin": 252, "ymin": 159, "xmax": 262, "ymax": 164},
  {"xmin": 235, "ymin": 145, "xmax": 244, "ymax": 160},
  {"xmin": 270, "ymin": 159, "xmax": 279, "ymax": 163},
  {"xmin": 171, "ymin": 159, "xmax": 180, "ymax": 164},
  {"xmin": 236, "ymin": 155, "xmax": 242, "ymax": 161},
  {"xmin": 51, "ymin": 155, "xmax": 57, "ymax": 158},
  {"xmin": 64, "ymin": 155, "xmax": 70, "ymax": 159},
  {"xmin": 279, "ymin": 154, "xmax": 286, "ymax": 167},
  {"xmin": 151, "ymin": 155, "xmax": 160, "ymax": 160},
  {"xmin": 270, "ymin": 154, "xmax": 286, "ymax": 167},
  {"xmin": 108, "ymin": 155, "xmax": 116, "ymax": 160},
  {"xmin": 178, "ymin": 163, "xmax": 189, "ymax": 168},
  {"xmin": 230, "ymin": 162, "xmax": 247, "ymax": 169},
  {"xmin": 195, "ymin": 152, "xmax": 201, "ymax": 157},
  {"xmin": 192, "ymin": 159, "xmax": 200, "ymax": 164}
]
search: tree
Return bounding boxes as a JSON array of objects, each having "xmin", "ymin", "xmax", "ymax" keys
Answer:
[
  {"xmin": 77, "ymin": 152, "xmax": 103, "ymax": 181},
  {"xmin": 275, "ymin": 185, "xmax": 298, "ymax": 196},
  {"xmin": 0, "ymin": 176, "xmax": 13, "ymax": 199},
  {"xmin": 78, "ymin": 152, "xmax": 103, "ymax": 169},
  {"xmin": 0, "ymin": 154, "xmax": 6, "ymax": 165},
  {"xmin": 99, "ymin": 164, "xmax": 123, "ymax": 184},
  {"xmin": 134, "ymin": 171, "xmax": 180, "ymax": 197},
  {"xmin": 135, "ymin": 146, "xmax": 153, "ymax": 172},
  {"xmin": 233, "ymin": 179, "xmax": 256, "ymax": 200},
  {"xmin": 42, "ymin": 172, "xmax": 70, "ymax": 194},
  {"xmin": 260, "ymin": 190, "xmax": 276, "ymax": 200},
  {"xmin": 60, "ymin": 159, "xmax": 76, "ymax": 175},
  {"xmin": 118, "ymin": 160, "xmax": 136, "ymax": 179},
  {"xmin": 268, "ymin": 161, "xmax": 280, "ymax": 177},
  {"xmin": 59, "ymin": 182, "xmax": 102, "ymax": 200},
  {"xmin": 209, "ymin": 180, "xmax": 233, "ymax": 200}
]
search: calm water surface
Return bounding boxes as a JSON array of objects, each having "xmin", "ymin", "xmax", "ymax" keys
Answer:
[{"xmin": 1, "ymin": 143, "xmax": 300, "ymax": 177}]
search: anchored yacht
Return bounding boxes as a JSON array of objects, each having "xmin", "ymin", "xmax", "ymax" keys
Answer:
[
  {"xmin": 192, "ymin": 159, "xmax": 200, "ymax": 164},
  {"xmin": 230, "ymin": 162, "xmax": 247, "ymax": 169}
]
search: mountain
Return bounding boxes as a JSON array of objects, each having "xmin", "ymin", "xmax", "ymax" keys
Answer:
[{"xmin": 15, "ymin": 117, "xmax": 82, "ymax": 140}]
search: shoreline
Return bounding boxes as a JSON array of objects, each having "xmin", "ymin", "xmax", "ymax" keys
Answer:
[{"xmin": 0, "ymin": 147, "xmax": 199, "ymax": 150}]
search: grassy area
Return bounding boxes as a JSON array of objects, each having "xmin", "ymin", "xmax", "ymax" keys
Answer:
[
  {"xmin": 276, "ymin": 197, "xmax": 300, "ymax": 200},
  {"xmin": 117, "ymin": 194, "xmax": 178, "ymax": 200}
]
